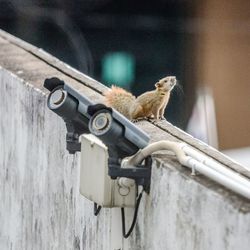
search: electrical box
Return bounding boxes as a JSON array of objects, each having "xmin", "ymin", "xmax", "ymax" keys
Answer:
[{"xmin": 79, "ymin": 134, "xmax": 136, "ymax": 208}]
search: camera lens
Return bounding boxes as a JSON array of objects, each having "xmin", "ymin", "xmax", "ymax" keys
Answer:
[
  {"xmin": 51, "ymin": 89, "xmax": 65, "ymax": 104},
  {"xmin": 48, "ymin": 88, "xmax": 67, "ymax": 109},
  {"xmin": 93, "ymin": 113, "xmax": 110, "ymax": 130},
  {"xmin": 90, "ymin": 111, "xmax": 112, "ymax": 135}
]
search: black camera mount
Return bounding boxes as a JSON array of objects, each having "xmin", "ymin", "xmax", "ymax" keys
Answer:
[{"xmin": 44, "ymin": 77, "xmax": 152, "ymax": 192}]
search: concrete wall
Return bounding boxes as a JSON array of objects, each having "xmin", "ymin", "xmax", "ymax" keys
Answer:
[
  {"xmin": 1, "ymin": 31, "xmax": 250, "ymax": 250},
  {"xmin": 1, "ymin": 65, "xmax": 250, "ymax": 250},
  {"xmin": 0, "ymin": 68, "xmax": 112, "ymax": 250}
]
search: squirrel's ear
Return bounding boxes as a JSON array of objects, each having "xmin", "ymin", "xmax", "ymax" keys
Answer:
[{"xmin": 155, "ymin": 81, "xmax": 162, "ymax": 88}]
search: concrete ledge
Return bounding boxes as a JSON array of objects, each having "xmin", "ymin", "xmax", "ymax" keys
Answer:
[
  {"xmin": 1, "ymin": 29, "xmax": 250, "ymax": 250},
  {"xmin": 0, "ymin": 29, "xmax": 248, "ymax": 179}
]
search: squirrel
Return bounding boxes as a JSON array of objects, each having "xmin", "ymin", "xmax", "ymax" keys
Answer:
[{"xmin": 104, "ymin": 76, "xmax": 176, "ymax": 121}]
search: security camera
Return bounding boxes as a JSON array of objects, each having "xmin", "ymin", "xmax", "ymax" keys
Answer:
[
  {"xmin": 44, "ymin": 77, "xmax": 152, "ymax": 190},
  {"xmin": 44, "ymin": 77, "xmax": 152, "ymax": 237},
  {"xmin": 45, "ymin": 77, "xmax": 152, "ymax": 186},
  {"xmin": 88, "ymin": 104, "xmax": 149, "ymax": 156},
  {"xmin": 45, "ymin": 77, "xmax": 92, "ymax": 153},
  {"xmin": 44, "ymin": 77, "xmax": 149, "ymax": 157}
]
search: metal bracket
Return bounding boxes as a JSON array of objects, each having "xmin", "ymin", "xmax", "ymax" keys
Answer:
[{"xmin": 109, "ymin": 156, "xmax": 152, "ymax": 194}]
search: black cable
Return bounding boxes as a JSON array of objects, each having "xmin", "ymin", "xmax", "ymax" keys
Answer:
[
  {"xmin": 94, "ymin": 202, "xmax": 102, "ymax": 216},
  {"xmin": 121, "ymin": 190, "xmax": 143, "ymax": 238}
]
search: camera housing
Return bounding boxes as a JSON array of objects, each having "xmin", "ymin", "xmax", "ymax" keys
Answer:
[
  {"xmin": 44, "ymin": 77, "xmax": 149, "ymax": 155},
  {"xmin": 45, "ymin": 77, "xmax": 92, "ymax": 153}
]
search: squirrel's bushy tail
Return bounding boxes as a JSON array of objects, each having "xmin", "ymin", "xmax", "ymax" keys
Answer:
[{"xmin": 104, "ymin": 86, "xmax": 136, "ymax": 119}]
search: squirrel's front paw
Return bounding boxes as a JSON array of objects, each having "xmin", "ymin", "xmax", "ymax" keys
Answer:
[
  {"xmin": 146, "ymin": 116, "xmax": 155, "ymax": 121},
  {"xmin": 131, "ymin": 119, "xmax": 139, "ymax": 123},
  {"xmin": 131, "ymin": 117, "xmax": 145, "ymax": 123},
  {"xmin": 150, "ymin": 118, "xmax": 161, "ymax": 124},
  {"xmin": 160, "ymin": 116, "xmax": 166, "ymax": 121}
]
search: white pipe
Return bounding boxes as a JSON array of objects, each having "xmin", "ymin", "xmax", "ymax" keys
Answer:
[
  {"xmin": 180, "ymin": 144, "xmax": 250, "ymax": 189},
  {"xmin": 183, "ymin": 157, "xmax": 250, "ymax": 199},
  {"xmin": 111, "ymin": 208, "xmax": 123, "ymax": 250},
  {"xmin": 118, "ymin": 177, "xmax": 135, "ymax": 188},
  {"xmin": 120, "ymin": 141, "xmax": 189, "ymax": 189},
  {"xmin": 121, "ymin": 141, "xmax": 250, "ymax": 200},
  {"xmin": 123, "ymin": 141, "xmax": 188, "ymax": 167}
]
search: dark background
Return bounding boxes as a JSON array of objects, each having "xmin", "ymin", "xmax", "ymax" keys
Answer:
[{"xmin": 0, "ymin": 0, "xmax": 197, "ymax": 129}]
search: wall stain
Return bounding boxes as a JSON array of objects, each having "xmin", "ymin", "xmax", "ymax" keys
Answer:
[{"xmin": 73, "ymin": 236, "xmax": 80, "ymax": 250}]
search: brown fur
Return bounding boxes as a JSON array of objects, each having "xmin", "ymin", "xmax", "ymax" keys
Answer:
[
  {"xmin": 104, "ymin": 76, "xmax": 176, "ymax": 121},
  {"xmin": 104, "ymin": 86, "xmax": 136, "ymax": 119}
]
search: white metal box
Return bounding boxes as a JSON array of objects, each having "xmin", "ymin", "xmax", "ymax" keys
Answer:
[{"xmin": 79, "ymin": 134, "xmax": 136, "ymax": 207}]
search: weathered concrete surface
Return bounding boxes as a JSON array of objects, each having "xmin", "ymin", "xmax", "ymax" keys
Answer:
[
  {"xmin": 1, "ymin": 30, "xmax": 250, "ymax": 250},
  {"xmin": 0, "ymin": 68, "xmax": 112, "ymax": 250}
]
